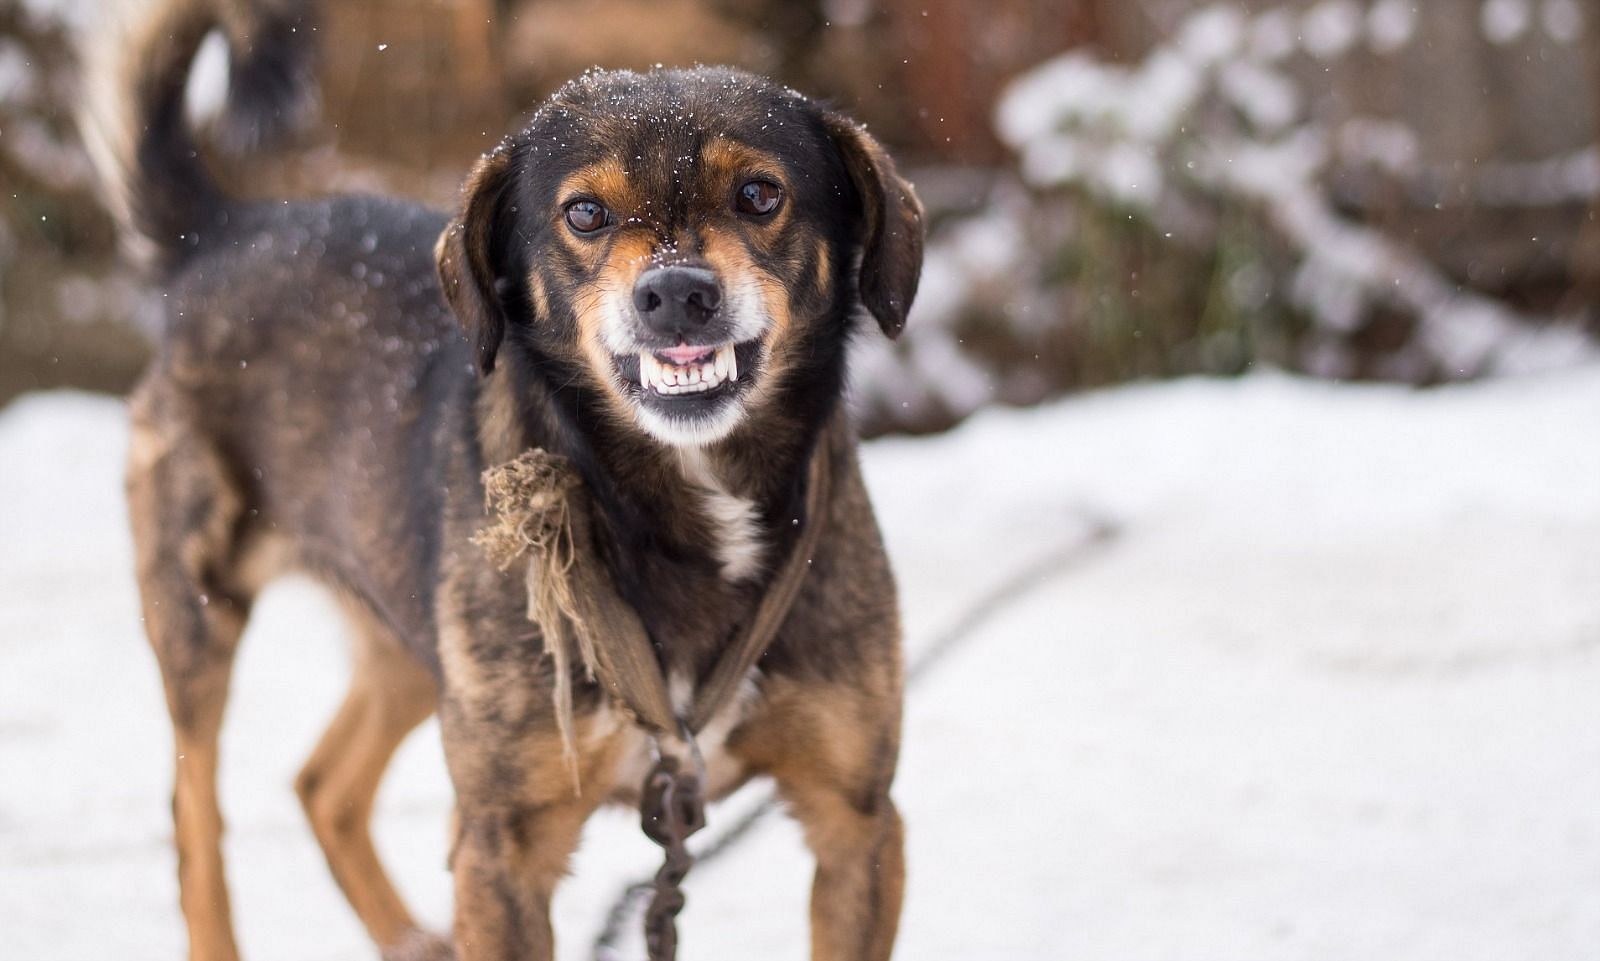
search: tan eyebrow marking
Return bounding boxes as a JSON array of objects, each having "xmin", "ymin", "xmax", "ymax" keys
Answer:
[
  {"xmin": 557, "ymin": 156, "xmax": 642, "ymax": 209},
  {"xmin": 701, "ymin": 138, "xmax": 784, "ymax": 187}
]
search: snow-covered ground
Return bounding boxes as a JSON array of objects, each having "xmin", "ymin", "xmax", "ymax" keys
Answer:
[{"xmin": 2, "ymin": 369, "xmax": 1598, "ymax": 960}]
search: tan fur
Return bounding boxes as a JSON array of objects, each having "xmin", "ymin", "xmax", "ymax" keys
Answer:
[
  {"xmin": 82, "ymin": 0, "xmax": 210, "ymax": 265},
  {"xmin": 701, "ymin": 138, "xmax": 778, "ymax": 182},
  {"xmin": 733, "ymin": 678, "xmax": 905, "ymax": 961},
  {"xmin": 295, "ymin": 599, "xmax": 439, "ymax": 954},
  {"xmin": 475, "ymin": 372, "xmax": 532, "ymax": 468},
  {"xmin": 127, "ymin": 392, "xmax": 249, "ymax": 961},
  {"xmin": 525, "ymin": 269, "xmax": 552, "ymax": 324},
  {"xmin": 558, "ymin": 158, "xmax": 642, "ymax": 220},
  {"xmin": 700, "ymin": 230, "xmax": 797, "ymax": 399},
  {"xmin": 813, "ymin": 235, "xmax": 833, "ymax": 295},
  {"xmin": 121, "ymin": 50, "xmax": 920, "ymax": 960},
  {"xmin": 701, "ymin": 138, "xmax": 793, "ymax": 236}
]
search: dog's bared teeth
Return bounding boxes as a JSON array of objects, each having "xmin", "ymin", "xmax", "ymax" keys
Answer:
[{"xmin": 635, "ymin": 345, "xmax": 738, "ymax": 396}]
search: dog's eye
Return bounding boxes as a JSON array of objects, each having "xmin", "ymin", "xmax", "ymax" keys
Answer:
[
  {"xmin": 564, "ymin": 200, "xmax": 608, "ymax": 234},
  {"xmin": 736, "ymin": 180, "xmax": 783, "ymax": 217}
]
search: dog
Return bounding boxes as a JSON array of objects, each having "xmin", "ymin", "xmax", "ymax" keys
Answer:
[{"xmin": 88, "ymin": 2, "xmax": 922, "ymax": 959}]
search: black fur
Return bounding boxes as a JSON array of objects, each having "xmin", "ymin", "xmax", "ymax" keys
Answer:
[{"xmin": 108, "ymin": 7, "xmax": 922, "ymax": 954}]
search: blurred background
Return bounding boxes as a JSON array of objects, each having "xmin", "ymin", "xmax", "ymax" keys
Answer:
[
  {"xmin": 5, "ymin": 0, "xmax": 1598, "ymax": 432},
  {"xmin": 5, "ymin": 5, "xmax": 1599, "ymax": 958}
]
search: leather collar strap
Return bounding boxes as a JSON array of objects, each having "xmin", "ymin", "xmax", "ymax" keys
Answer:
[
  {"xmin": 633, "ymin": 438, "xmax": 832, "ymax": 961},
  {"xmin": 476, "ymin": 434, "xmax": 834, "ymax": 765},
  {"xmin": 551, "ymin": 436, "xmax": 833, "ymax": 745},
  {"xmin": 475, "ymin": 433, "xmax": 835, "ymax": 960},
  {"xmin": 688, "ymin": 438, "xmax": 832, "ymax": 733}
]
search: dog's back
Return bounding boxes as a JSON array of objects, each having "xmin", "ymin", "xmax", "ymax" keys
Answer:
[
  {"xmin": 87, "ymin": 0, "xmax": 471, "ymax": 658},
  {"xmin": 135, "ymin": 194, "xmax": 463, "ymax": 652},
  {"xmin": 88, "ymin": 6, "xmax": 918, "ymax": 957},
  {"xmin": 87, "ymin": 7, "xmax": 476, "ymax": 955}
]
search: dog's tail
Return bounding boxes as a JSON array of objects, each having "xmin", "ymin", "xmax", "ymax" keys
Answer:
[{"xmin": 81, "ymin": 0, "xmax": 317, "ymax": 272}]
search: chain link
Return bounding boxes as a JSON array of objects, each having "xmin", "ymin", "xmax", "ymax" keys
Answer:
[{"xmin": 638, "ymin": 743, "xmax": 707, "ymax": 961}]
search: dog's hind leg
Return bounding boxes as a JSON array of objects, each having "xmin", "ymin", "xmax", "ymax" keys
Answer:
[
  {"xmin": 128, "ymin": 401, "xmax": 253, "ymax": 961},
  {"xmin": 296, "ymin": 600, "xmax": 445, "ymax": 961}
]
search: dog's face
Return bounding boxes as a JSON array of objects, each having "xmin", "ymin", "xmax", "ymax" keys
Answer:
[{"xmin": 436, "ymin": 67, "xmax": 923, "ymax": 446}]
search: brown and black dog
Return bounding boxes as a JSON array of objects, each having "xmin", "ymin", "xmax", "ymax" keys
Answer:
[{"xmin": 87, "ymin": 2, "xmax": 922, "ymax": 959}]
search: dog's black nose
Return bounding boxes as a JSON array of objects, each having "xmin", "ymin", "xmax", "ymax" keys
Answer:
[{"xmin": 633, "ymin": 266, "xmax": 722, "ymax": 336}]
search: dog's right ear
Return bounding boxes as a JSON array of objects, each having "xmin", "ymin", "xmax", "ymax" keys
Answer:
[{"xmin": 437, "ymin": 147, "xmax": 516, "ymax": 375}]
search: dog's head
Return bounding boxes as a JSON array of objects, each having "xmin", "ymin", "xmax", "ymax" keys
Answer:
[{"xmin": 436, "ymin": 67, "xmax": 923, "ymax": 447}]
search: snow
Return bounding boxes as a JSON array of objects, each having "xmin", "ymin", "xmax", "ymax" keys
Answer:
[
  {"xmin": 1542, "ymin": 0, "xmax": 1585, "ymax": 43},
  {"xmin": 1482, "ymin": 0, "xmax": 1533, "ymax": 46},
  {"xmin": 1175, "ymin": 6, "xmax": 1246, "ymax": 68},
  {"xmin": 4, "ymin": 368, "xmax": 1600, "ymax": 960},
  {"xmin": 1220, "ymin": 59, "xmax": 1300, "ymax": 133},
  {"xmin": 1206, "ymin": 132, "xmax": 1596, "ymax": 377},
  {"xmin": 1249, "ymin": 8, "xmax": 1300, "ymax": 63},
  {"xmin": 1301, "ymin": 0, "xmax": 1363, "ymax": 61},
  {"xmin": 1337, "ymin": 117, "xmax": 1419, "ymax": 176},
  {"xmin": 983, "ymin": 1, "xmax": 1600, "ymax": 388},
  {"xmin": 1366, "ymin": 0, "xmax": 1419, "ymax": 54}
]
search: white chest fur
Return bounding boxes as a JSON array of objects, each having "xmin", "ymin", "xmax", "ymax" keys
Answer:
[{"xmin": 675, "ymin": 448, "xmax": 765, "ymax": 582}]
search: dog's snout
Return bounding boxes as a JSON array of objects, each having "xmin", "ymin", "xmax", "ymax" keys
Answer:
[{"xmin": 633, "ymin": 266, "xmax": 722, "ymax": 336}]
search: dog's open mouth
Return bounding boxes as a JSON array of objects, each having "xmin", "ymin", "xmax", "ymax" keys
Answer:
[{"xmin": 613, "ymin": 341, "xmax": 761, "ymax": 407}]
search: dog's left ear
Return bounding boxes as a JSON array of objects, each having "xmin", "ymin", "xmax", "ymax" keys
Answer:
[
  {"xmin": 436, "ymin": 146, "xmax": 516, "ymax": 375},
  {"xmin": 823, "ymin": 113, "xmax": 925, "ymax": 338}
]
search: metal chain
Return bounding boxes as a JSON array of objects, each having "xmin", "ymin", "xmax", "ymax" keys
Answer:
[{"xmin": 638, "ymin": 746, "xmax": 707, "ymax": 961}]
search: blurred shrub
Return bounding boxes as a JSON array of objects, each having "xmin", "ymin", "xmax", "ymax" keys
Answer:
[
  {"xmin": 7, "ymin": 0, "xmax": 1600, "ymax": 432},
  {"xmin": 851, "ymin": 2, "xmax": 1597, "ymax": 436},
  {"xmin": 0, "ymin": 3, "xmax": 154, "ymax": 407}
]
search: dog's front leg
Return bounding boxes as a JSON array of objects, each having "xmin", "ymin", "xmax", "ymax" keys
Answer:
[
  {"xmin": 739, "ymin": 679, "xmax": 907, "ymax": 961},
  {"xmin": 438, "ymin": 691, "xmax": 608, "ymax": 960},
  {"xmin": 787, "ymin": 784, "xmax": 906, "ymax": 961},
  {"xmin": 437, "ymin": 614, "xmax": 620, "ymax": 959},
  {"xmin": 450, "ymin": 799, "xmax": 592, "ymax": 961}
]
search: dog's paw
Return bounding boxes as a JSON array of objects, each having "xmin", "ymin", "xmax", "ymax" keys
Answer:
[{"xmin": 382, "ymin": 929, "xmax": 456, "ymax": 961}]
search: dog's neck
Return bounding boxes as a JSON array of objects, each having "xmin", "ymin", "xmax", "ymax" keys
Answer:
[
  {"xmin": 669, "ymin": 445, "xmax": 768, "ymax": 582},
  {"xmin": 470, "ymin": 343, "xmax": 845, "ymax": 679},
  {"xmin": 473, "ymin": 350, "xmax": 836, "ymax": 586}
]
